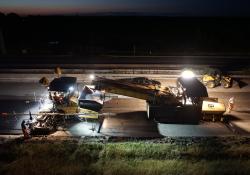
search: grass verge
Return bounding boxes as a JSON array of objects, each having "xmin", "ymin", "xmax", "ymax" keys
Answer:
[{"xmin": 0, "ymin": 137, "xmax": 249, "ymax": 175}]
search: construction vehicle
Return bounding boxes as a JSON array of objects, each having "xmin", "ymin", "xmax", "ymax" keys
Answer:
[
  {"xmin": 92, "ymin": 75, "xmax": 226, "ymax": 123},
  {"xmin": 201, "ymin": 98, "xmax": 226, "ymax": 122},
  {"xmin": 118, "ymin": 77, "xmax": 161, "ymax": 90},
  {"xmin": 30, "ymin": 76, "xmax": 103, "ymax": 134},
  {"xmin": 29, "ymin": 68, "xmax": 227, "ymax": 134},
  {"xmin": 201, "ymin": 68, "xmax": 232, "ymax": 88},
  {"xmin": 202, "ymin": 74, "xmax": 232, "ymax": 88}
]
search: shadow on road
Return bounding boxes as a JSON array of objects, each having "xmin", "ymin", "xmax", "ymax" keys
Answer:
[
  {"xmin": 234, "ymin": 110, "xmax": 250, "ymax": 114},
  {"xmin": 234, "ymin": 78, "xmax": 248, "ymax": 88},
  {"xmin": 155, "ymin": 107, "xmax": 201, "ymax": 125},
  {"xmin": 224, "ymin": 114, "xmax": 250, "ymax": 135},
  {"xmin": 101, "ymin": 111, "xmax": 163, "ymax": 137},
  {"xmin": 224, "ymin": 114, "xmax": 242, "ymax": 121}
]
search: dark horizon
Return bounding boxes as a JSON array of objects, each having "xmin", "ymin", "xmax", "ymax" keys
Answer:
[
  {"xmin": 2, "ymin": 11, "xmax": 250, "ymax": 18},
  {"xmin": 0, "ymin": 15, "xmax": 250, "ymax": 58},
  {"xmin": 1, "ymin": 11, "xmax": 250, "ymax": 18},
  {"xmin": 1, "ymin": 0, "xmax": 250, "ymax": 17}
]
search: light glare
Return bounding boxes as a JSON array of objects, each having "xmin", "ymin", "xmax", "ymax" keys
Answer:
[
  {"xmin": 69, "ymin": 86, "xmax": 74, "ymax": 92},
  {"xmin": 89, "ymin": 74, "xmax": 95, "ymax": 80},
  {"xmin": 181, "ymin": 70, "xmax": 195, "ymax": 79}
]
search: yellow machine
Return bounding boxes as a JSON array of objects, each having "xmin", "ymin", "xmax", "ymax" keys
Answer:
[
  {"xmin": 92, "ymin": 76, "xmax": 226, "ymax": 122},
  {"xmin": 32, "ymin": 69, "xmax": 227, "ymax": 134},
  {"xmin": 221, "ymin": 76, "xmax": 232, "ymax": 88},
  {"xmin": 202, "ymin": 74, "xmax": 232, "ymax": 88},
  {"xmin": 93, "ymin": 77, "xmax": 180, "ymax": 105},
  {"xmin": 202, "ymin": 98, "xmax": 226, "ymax": 121},
  {"xmin": 118, "ymin": 77, "xmax": 162, "ymax": 90},
  {"xmin": 32, "ymin": 76, "xmax": 99, "ymax": 134}
]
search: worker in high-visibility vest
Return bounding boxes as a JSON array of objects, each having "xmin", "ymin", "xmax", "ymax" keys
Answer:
[{"xmin": 227, "ymin": 97, "xmax": 235, "ymax": 113}]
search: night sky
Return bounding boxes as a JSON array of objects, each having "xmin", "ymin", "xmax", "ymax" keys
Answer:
[{"xmin": 0, "ymin": 0, "xmax": 250, "ymax": 16}]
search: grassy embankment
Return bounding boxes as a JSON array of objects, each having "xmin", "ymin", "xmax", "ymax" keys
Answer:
[{"xmin": 0, "ymin": 137, "xmax": 250, "ymax": 175}]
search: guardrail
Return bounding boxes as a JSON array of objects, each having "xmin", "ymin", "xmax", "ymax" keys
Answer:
[{"xmin": 0, "ymin": 73, "xmax": 249, "ymax": 83}]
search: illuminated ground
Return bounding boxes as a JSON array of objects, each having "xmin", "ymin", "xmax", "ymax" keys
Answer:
[{"xmin": 0, "ymin": 77, "xmax": 250, "ymax": 137}]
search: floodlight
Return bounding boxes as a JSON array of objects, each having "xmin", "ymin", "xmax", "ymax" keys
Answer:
[
  {"xmin": 89, "ymin": 74, "xmax": 95, "ymax": 80},
  {"xmin": 181, "ymin": 70, "xmax": 195, "ymax": 79},
  {"xmin": 69, "ymin": 86, "xmax": 74, "ymax": 92}
]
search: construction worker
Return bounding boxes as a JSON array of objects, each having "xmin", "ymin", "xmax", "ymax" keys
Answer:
[
  {"xmin": 49, "ymin": 92, "xmax": 52, "ymax": 100},
  {"xmin": 227, "ymin": 97, "xmax": 235, "ymax": 113},
  {"xmin": 97, "ymin": 115, "xmax": 105, "ymax": 133},
  {"xmin": 27, "ymin": 111, "xmax": 34, "ymax": 131},
  {"xmin": 21, "ymin": 120, "xmax": 29, "ymax": 139},
  {"xmin": 39, "ymin": 98, "xmax": 42, "ymax": 109}
]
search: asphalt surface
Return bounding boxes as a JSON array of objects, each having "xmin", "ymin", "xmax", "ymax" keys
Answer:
[
  {"xmin": 0, "ymin": 100, "xmax": 40, "ymax": 134},
  {"xmin": 0, "ymin": 77, "xmax": 250, "ymax": 137},
  {"xmin": 1, "ymin": 55, "xmax": 250, "ymax": 69}
]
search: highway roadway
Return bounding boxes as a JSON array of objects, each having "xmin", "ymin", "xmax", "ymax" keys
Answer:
[
  {"xmin": 0, "ymin": 55, "xmax": 250, "ymax": 69},
  {"xmin": 0, "ymin": 76, "xmax": 250, "ymax": 137}
]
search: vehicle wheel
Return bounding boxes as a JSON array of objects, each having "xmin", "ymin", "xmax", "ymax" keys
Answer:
[
  {"xmin": 207, "ymin": 81, "xmax": 216, "ymax": 88},
  {"xmin": 221, "ymin": 80, "xmax": 231, "ymax": 88}
]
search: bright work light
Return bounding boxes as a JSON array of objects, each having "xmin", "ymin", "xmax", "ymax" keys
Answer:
[
  {"xmin": 181, "ymin": 70, "xmax": 195, "ymax": 79},
  {"xmin": 89, "ymin": 74, "xmax": 95, "ymax": 80},
  {"xmin": 69, "ymin": 86, "xmax": 74, "ymax": 92}
]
